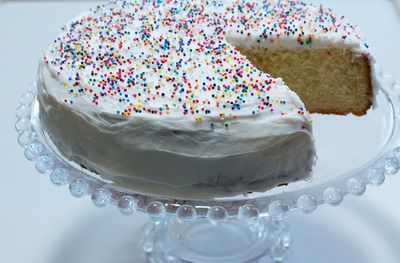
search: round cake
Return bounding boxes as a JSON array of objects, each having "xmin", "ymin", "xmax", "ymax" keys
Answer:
[{"xmin": 37, "ymin": 0, "xmax": 374, "ymax": 199}]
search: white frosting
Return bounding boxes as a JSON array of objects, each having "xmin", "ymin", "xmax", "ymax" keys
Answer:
[
  {"xmin": 38, "ymin": 61, "xmax": 315, "ymax": 199},
  {"xmin": 36, "ymin": 0, "xmax": 370, "ymax": 198}
]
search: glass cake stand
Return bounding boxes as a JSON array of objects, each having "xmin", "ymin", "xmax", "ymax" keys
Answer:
[{"xmin": 15, "ymin": 65, "xmax": 400, "ymax": 263}]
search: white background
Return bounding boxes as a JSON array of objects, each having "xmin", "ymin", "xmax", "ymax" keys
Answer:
[{"xmin": 1, "ymin": 0, "xmax": 400, "ymax": 262}]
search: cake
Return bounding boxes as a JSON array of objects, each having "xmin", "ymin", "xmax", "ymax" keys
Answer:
[{"xmin": 37, "ymin": 0, "xmax": 374, "ymax": 199}]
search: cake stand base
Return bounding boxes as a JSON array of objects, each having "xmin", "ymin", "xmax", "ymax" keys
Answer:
[
  {"xmin": 17, "ymin": 72, "xmax": 400, "ymax": 262},
  {"xmin": 141, "ymin": 216, "xmax": 290, "ymax": 263}
]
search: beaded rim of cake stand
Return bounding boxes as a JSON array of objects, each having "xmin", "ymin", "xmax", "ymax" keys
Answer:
[{"xmin": 16, "ymin": 65, "xmax": 400, "ymax": 224}]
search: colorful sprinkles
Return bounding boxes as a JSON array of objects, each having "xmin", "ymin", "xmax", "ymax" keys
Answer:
[{"xmin": 44, "ymin": 0, "xmax": 366, "ymax": 127}]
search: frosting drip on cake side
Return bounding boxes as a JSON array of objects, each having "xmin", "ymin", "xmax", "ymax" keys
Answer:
[{"xmin": 37, "ymin": 0, "xmax": 370, "ymax": 198}]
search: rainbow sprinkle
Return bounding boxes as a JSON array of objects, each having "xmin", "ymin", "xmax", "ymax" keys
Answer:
[{"xmin": 44, "ymin": 0, "xmax": 367, "ymax": 127}]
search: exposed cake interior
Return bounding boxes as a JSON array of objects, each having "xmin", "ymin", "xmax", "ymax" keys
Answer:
[{"xmin": 236, "ymin": 47, "xmax": 372, "ymax": 116}]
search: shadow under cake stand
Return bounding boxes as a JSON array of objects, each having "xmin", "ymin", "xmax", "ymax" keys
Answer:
[{"xmin": 15, "ymin": 65, "xmax": 400, "ymax": 262}]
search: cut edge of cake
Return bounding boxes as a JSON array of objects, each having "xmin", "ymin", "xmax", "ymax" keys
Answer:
[{"xmin": 235, "ymin": 47, "xmax": 374, "ymax": 116}]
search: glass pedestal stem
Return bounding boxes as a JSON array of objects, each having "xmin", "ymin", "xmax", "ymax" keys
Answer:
[{"xmin": 140, "ymin": 215, "xmax": 291, "ymax": 263}]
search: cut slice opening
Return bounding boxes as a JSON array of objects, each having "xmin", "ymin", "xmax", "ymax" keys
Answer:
[{"xmin": 235, "ymin": 47, "xmax": 373, "ymax": 116}]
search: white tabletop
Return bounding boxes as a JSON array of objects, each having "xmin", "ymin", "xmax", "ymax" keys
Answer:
[{"xmin": 1, "ymin": 1, "xmax": 400, "ymax": 262}]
